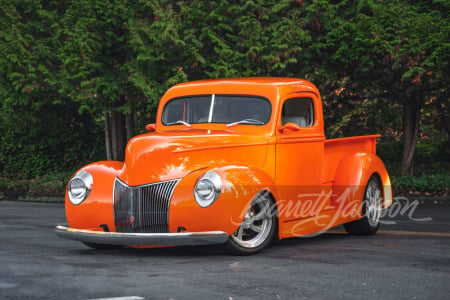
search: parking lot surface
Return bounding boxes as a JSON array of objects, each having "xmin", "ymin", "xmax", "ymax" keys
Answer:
[{"xmin": 0, "ymin": 200, "xmax": 449, "ymax": 300}]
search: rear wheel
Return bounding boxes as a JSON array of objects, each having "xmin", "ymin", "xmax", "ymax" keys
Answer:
[
  {"xmin": 344, "ymin": 175, "xmax": 382, "ymax": 235},
  {"xmin": 224, "ymin": 192, "xmax": 277, "ymax": 255}
]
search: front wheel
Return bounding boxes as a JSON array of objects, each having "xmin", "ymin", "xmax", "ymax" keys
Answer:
[
  {"xmin": 224, "ymin": 192, "xmax": 277, "ymax": 255},
  {"xmin": 344, "ymin": 175, "xmax": 383, "ymax": 235}
]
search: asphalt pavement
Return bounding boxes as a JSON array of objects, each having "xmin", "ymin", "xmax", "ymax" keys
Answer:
[{"xmin": 0, "ymin": 200, "xmax": 449, "ymax": 300}]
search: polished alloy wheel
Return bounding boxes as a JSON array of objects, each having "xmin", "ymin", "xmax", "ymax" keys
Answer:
[
  {"xmin": 229, "ymin": 193, "xmax": 275, "ymax": 251},
  {"xmin": 343, "ymin": 175, "xmax": 383, "ymax": 235},
  {"xmin": 366, "ymin": 179, "xmax": 382, "ymax": 228}
]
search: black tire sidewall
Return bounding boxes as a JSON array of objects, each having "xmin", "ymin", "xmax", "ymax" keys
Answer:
[
  {"xmin": 343, "ymin": 175, "xmax": 382, "ymax": 235},
  {"xmin": 224, "ymin": 196, "xmax": 277, "ymax": 255}
]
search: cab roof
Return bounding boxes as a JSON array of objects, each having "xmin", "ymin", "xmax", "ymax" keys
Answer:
[{"xmin": 164, "ymin": 77, "xmax": 320, "ymax": 100}]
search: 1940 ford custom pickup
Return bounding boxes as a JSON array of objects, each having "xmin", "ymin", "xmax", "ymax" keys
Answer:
[{"xmin": 56, "ymin": 78, "xmax": 392, "ymax": 255}]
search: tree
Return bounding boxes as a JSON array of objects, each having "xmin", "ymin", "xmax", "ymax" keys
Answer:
[
  {"xmin": 1, "ymin": 0, "xmax": 448, "ymax": 181},
  {"xmin": 324, "ymin": 0, "xmax": 449, "ymax": 175},
  {"xmin": 58, "ymin": 0, "xmax": 195, "ymax": 161},
  {"xmin": 0, "ymin": 1, "xmax": 103, "ymax": 177},
  {"xmin": 57, "ymin": 0, "xmax": 133, "ymax": 161}
]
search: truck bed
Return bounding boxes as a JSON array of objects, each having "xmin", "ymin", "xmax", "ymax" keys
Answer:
[{"xmin": 322, "ymin": 135, "xmax": 380, "ymax": 184}]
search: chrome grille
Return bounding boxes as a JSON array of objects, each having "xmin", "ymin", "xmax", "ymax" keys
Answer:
[{"xmin": 113, "ymin": 178, "xmax": 179, "ymax": 233}]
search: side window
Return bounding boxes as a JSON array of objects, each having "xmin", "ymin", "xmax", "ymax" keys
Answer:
[{"xmin": 281, "ymin": 98, "xmax": 314, "ymax": 127}]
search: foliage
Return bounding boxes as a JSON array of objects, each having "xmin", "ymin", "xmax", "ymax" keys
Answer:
[
  {"xmin": 0, "ymin": 170, "xmax": 74, "ymax": 197},
  {"xmin": 0, "ymin": 1, "xmax": 104, "ymax": 178},
  {"xmin": 0, "ymin": 0, "xmax": 448, "ymax": 194},
  {"xmin": 392, "ymin": 173, "xmax": 450, "ymax": 196},
  {"xmin": 320, "ymin": 0, "xmax": 450, "ymax": 174}
]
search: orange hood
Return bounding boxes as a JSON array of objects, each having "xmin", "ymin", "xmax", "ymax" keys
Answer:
[{"xmin": 118, "ymin": 129, "xmax": 270, "ymax": 186}]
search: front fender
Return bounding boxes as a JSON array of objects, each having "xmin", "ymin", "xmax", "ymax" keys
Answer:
[
  {"xmin": 332, "ymin": 152, "xmax": 392, "ymax": 219},
  {"xmin": 169, "ymin": 165, "xmax": 278, "ymax": 236},
  {"xmin": 65, "ymin": 161, "xmax": 124, "ymax": 231}
]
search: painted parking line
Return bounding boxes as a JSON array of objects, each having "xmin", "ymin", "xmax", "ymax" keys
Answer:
[
  {"xmin": 327, "ymin": 229, "xmax": 450, "ymax": 238},
  {"xmin": 377, "ymin": 230, "xmax": 450, "ymax": 237},
  {"xmin": 88, "ymin": 297, "xmax": 145, "ymax": 300}
]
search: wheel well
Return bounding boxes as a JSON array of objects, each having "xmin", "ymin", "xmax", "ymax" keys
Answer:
[
  {"xmin": 368, "ymin": 172, "xmax": 385, "ymax": 206},
  {"xmin": 370, "ymin": 172, "xmax": 383, "ymax": 192},
  {"xmin": 257, "ymin": 190, "xmax": 280, "ymax": 239},
  {"xmin": 371, "ymin": 172, "xmax": 382, "ymax": 184}
]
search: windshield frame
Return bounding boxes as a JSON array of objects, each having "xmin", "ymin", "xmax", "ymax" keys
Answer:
[{"xmin": 161, "ymin": 94, "xmax": 272, "ymax": 127}]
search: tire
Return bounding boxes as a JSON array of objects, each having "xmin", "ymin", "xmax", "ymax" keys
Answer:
[
  {"xmin": 82, "ymin": 242, "xmax": 125, "ymax": 250},
  {"xmin": 344, "ymin": 175, "xmax": 382, "ymax": 235},
  {"xmin": 224, "ymin": 192, "xmax": 277, "ymax": 255}
]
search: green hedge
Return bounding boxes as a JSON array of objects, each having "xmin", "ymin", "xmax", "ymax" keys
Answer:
[
  {"xmin": 0, "ymin": 171, "xmax": 74, "ymax": 198},
  {"xmin": 392, "ymin": 173, "xmax": 450, "ymax": 196},
  {"xmin": 2, "ymin": 170, "xmax": 449, "ymax": 198}
]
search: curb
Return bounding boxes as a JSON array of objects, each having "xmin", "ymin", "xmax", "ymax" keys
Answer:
[
  {"xmin": 0, "ymin": 193, "xmax": 64, "ymax": 203},
  {"xmin": 393, "ymin": 196, "xmax": 450, "ymax": 206}
]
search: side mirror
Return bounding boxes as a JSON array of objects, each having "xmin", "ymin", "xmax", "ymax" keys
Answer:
[
  {"xmin": 279, "ymin": 122, "xmax": 301, "ymax": 133},
  {"xmin": 145, "ymin": 123, "xmax": 156, "ymax": 132}
]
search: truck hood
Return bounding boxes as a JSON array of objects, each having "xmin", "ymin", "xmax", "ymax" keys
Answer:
[{"xmin": 118, "ymin": 129, "xmax": 270, "ymax": 186}]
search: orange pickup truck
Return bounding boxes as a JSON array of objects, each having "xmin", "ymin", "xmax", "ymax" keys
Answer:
[{"xmin": 56, "ymin": 78, "xmax": 392, "ymax": 255}]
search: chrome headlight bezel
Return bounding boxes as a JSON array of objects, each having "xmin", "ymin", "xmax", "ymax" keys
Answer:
[
  {"xmin": 194, "ymin": 171, "xmax": 222, "ymax": 208},
  {"xmin": 68, "ymin": 170, "xmax": 93, "ymax": 205}
]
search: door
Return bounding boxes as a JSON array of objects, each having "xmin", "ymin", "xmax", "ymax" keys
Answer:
[{"xmin": 275, "ymin": 93, "xmax": 327, "ymax": 227}]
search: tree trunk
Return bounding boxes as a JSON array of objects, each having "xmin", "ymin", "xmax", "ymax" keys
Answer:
[
  {"xmin": 126, "ymin": 112, "xmax": 134, "ymax": 141},
  {"xmin": 401, "ymin": 94, "xmax": 420, "ymax": 175},
  {"xmin": 111, "ymin": 110, "xmax": 126, "ymax": 161},
  {"xmin": 435, "ymin": 92, "xmax": 450, "ymax": 140},
  {"xmin": 104, "ymin": 110, "xmax": 112, "ymax": 160},
  {"xmin": 126, "ymin": 94, "xmax": 135, "ymax": 141}
]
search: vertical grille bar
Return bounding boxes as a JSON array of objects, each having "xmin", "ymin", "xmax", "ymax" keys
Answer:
[{"xmin": 113, "ymin": 178, "xmax": 179, "ymax": 233}]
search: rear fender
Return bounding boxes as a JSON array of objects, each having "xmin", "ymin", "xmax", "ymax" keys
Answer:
[{"xmin": 332, "ymin": 152, "xmax": 392, "ymax": 222}]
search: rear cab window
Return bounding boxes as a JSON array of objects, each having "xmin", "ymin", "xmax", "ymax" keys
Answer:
[{"xmin": 281, "ymin": 98, "xmax": 314, "ymax": 127}]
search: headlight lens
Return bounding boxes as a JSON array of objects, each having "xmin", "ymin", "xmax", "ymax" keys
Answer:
[
  {"xmin": 68, "ymin": 170, "xmax": 93, "ymax": 205},
  {"xmin": 194, "ymin": 171, "xmax": 222, "ymax": 207}
]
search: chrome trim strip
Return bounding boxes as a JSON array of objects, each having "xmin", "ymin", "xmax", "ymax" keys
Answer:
[
  {"xmin": 55, "ymin": 226, "xmax": 229, "ymax": 246},
  {"xmin": 113, "ymin": 177, "xmax": 181, "ymax": 192},
  {"xmin": 208, "ymin": 94, "xmax": 215, "ymax": 122}
]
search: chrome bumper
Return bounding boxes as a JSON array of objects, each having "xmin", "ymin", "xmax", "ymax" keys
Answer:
[{"xmin": 55, "ymin": 225, "xmax": 229, "ymax": 246}]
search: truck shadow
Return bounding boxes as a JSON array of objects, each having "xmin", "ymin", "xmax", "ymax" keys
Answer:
[{"xmin": 71, "ymin": 230, "xmax": 364, "ymax": 258}]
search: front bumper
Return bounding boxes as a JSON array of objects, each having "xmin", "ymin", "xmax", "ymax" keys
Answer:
[{"xmin": 55, "ymin": 225, "xmax": 229, "ymax": 246}]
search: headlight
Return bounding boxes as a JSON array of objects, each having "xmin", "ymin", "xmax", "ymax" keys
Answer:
[
  {"xmin": 194, "ymin": 171, "xmax": 222, "ymax": 208},
  {"xmin": 68, "ymin": 170, "xmax": 93, "ymax": 205}
]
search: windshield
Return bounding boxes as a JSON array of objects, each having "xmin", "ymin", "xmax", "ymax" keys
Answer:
[{"xmin": 162, "ymin": 95, "xmax": 271, "ymax": 126}]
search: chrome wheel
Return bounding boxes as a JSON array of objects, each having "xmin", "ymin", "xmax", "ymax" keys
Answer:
[
  {"xmin": 366, "ymin": 179, "xmax": 382, "ymax": 228},
  {"xmin": 225, "ymin": 192, "xmax": 277, "ymax": 255},
  {"xmin": 344, "ymin": 175, "xmax": 383, "ymax": 235}
]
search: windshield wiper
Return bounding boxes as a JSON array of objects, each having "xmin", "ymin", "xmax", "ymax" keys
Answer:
[
  {"xmin": 226, "ymin": 119, "xmax": 264, "ymax": 128},
  {"xmin": 167, "ymin": 120, "xmax": 191, "ymax": 127}
]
